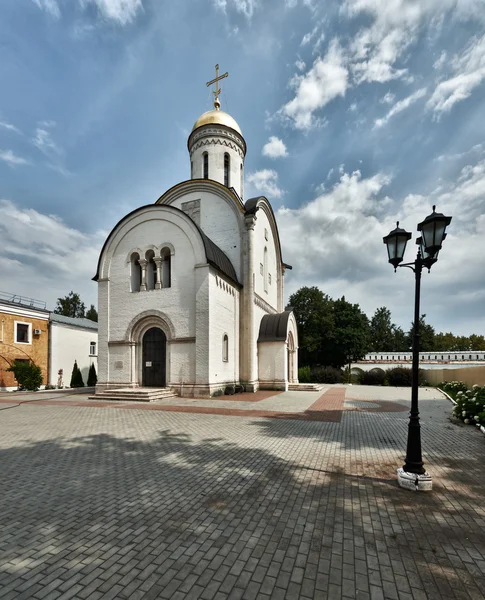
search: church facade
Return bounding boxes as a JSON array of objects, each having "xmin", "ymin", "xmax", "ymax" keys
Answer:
[{"xmin": 94, "ymin": 87, "xmax": 298, "ymax": 398}]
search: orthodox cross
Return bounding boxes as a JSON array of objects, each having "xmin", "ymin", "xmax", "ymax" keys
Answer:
[{"xmin": 206, "ymin": 64, "xmax": 228, "ymax": 110}]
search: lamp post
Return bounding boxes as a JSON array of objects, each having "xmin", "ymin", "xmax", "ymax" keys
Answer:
[{"xmin": 383, "ymin": 206, "xmax": 452, "ymax": 491}]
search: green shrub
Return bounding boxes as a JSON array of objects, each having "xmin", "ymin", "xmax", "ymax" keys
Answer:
[
  {"xmin": 87, "ymin": 363, "xmax": 97, "ymax": 387},
  {"xmin": 439, "ymin": 381, "xmax": 468, "ymax": 398},
  {"xmin": 386, "ymin": 367, "xmax": 424, "ymax": 387},
  {"xmin": 70, "ymin": 360, "xmax": 84, "ymax": 388},
  {"xmin": 360, "ymin": 369, "xmax": 386, "ymax": 386},
  {"xmin": 311, "ymin": 366, "xmax": 343, "ymax": 384},
  {"xmin": 452, "ymin": 385, "xmax": 485, "ymax": 427},
  {"xmin": 298, "ymin": 366, "xmax": 312, "ymax": 383},
  {"xmin": 7, "ymin": 360, "xmax": 43, "ymax": 391}
]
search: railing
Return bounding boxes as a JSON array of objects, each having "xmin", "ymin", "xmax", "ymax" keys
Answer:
[{"xmin": 0, "ymin": 291, "xmax": 47, "ymax": 310}]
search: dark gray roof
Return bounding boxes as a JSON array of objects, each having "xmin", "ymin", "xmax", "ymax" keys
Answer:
[
  {"xmin": 50, "ymin": 313, "xmax": 98, "ymax": 331},
  {"xmin": 257, "ymin": 311, "xmax": 292, "ymax": 343},
  {"xmin": 195, "ymin": 226, "xmax": 240, "ymax": 287}
]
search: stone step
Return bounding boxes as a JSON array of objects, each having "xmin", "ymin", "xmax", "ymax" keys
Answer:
[
  {"xmin": 288, "ymin": 383, "xmax": 324, "ymax": 392},
  {"xmin": 90, "ymin": 387, "xmax": 178, "ymax": 402}
]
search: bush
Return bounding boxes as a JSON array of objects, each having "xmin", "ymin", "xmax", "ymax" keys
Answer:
[
  {"xmin": 360, "ymin": 369, "xmax": 386, "ymax": 386},
  {"xmin": 452, "ymin": 385, "xmax": 485, "ymax": 427},
  {"xmin": 45, "ymin": 384, "xmax": 56, "ymax": 390},
  {"xmin": 386, "ymin": 367, "xmax": 424, "ymax": 387},
  {"xmin": 70, "ymin": 360, "xmax": 84, "ymax": 388},
  {"xmin": 87, "ymin": 363, "xmax": 97, "ymax": 387},
  {"xmin": 311, "ymin": 366, "xmax": 343, "ymax": 384},
  {"xmin": 298, "ymin": 366, "xmax": 312, "ymax": 383},
  {"xmin": 7, "ymin": 360, "xmax": 43, "ymax": 391},
  {"xmin": 439, "ymin": 381, "xmax": 468, "ymax": 398}
]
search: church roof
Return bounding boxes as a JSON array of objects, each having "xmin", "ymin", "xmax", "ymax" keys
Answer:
[
  {"xmin": 257, "ymin": 311, "xmax": 292, "ymax": 343},
  {"xmin": 93, "ymin": 204, "xmax": 241, "ymax": 288},
  {"xmin": 195, "ymin": 226, "xmax": 240, "ymax": 287},
  {"xmin": 192, "ymin": 109, "xmax": 242, "ymax": 136}
]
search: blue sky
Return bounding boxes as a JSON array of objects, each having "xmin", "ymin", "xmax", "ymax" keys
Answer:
[{"xmin": 1, "ymin": 0, "xmax": 485, "ymax": 336}]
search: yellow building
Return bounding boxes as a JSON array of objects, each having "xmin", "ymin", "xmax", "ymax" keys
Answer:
[{"xmin": 0, "ymin": 292, "xmax": 49, "ymax": 391}]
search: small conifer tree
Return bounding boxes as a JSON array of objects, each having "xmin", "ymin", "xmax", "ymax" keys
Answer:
[
  {"xmin": 87, "ymin": 363, "xmax": 97, "ymax": 387},
  {"xmin": 70, "ymin": 360, "xmax": 84, "ymax": 388}
]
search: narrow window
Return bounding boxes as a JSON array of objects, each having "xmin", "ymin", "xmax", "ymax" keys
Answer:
[
  {"xmin": 131, "ymin": 252, "xmax": 141, "ymax": 292},
  {"xmin": 161, "ymin": 247, "xmax": 171, "ymax": 288},
  {"xmin": 145, "ymin": 250, "xmax": 156, "ymax": 291},
  {"xmin": 260, "ymin": 263, "xmax": 263, "ymax": 275},
  {"xmin": 264, "ymin": 247, "xmax": 268, "ymax": 293},
  {"xmin": 16, "ymin": 323, "xmax": 30, "ymax": 344},
  {"xmin": 240, "ymin": 163, "xmax": 243, "ymax": 197},
  {"xmin": 191, "ymin": 161, "xmax": 194, "ymax": 178},
  {"xmin": 268, "ymin": 273, "xmax": 272, "ymax": 285},
  {"xmin": 223, "ymin": 334, "xmax": 229, "ymax": 362},
  {"xmin": 203, "ymin": 152, "xmax": 209, "ymax": 179},
  {"xmin": 224, "ymin": 153, "xmax": 230, "ymax": 187},
  {"xmin": 90, "ymin": 342, "xmax": 96, "ymax": 356}
]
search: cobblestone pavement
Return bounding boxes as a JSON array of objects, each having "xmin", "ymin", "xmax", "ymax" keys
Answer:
[{"xmin": 1, "ymin": 386, "xmax": 485, "ymax": 600}]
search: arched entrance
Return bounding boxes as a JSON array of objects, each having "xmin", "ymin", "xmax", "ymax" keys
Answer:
[{"xmin": 142, "ymin": 327, "xmax": 167, "ymax": 387}]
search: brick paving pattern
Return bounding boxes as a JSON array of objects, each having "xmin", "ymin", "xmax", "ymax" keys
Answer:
[{"xmin": 0, "ymin": 386, "xmax": 484, "ymax": 599}]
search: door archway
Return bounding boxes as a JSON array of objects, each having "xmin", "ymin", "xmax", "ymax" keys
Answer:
[{"xmin": 142, "ymin": 327, "xmax": 167, "ymax": 387}]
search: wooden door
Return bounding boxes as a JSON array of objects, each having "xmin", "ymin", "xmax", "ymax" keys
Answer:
[{"xmin": 142, "ymin": 327, "xmax": 166, "ymax": 387}]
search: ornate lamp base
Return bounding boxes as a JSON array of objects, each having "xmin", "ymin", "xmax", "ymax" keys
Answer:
[{"xmin": 397, "ymin": 467, "xmax": 432, "ymax": 491}]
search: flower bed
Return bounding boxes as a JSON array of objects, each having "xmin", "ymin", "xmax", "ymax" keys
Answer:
[{"xmin": 440, "ymin": 381, "xmax": 485, "ymax": 429}]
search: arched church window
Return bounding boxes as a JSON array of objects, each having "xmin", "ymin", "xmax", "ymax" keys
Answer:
[
  {"xmin": 240, "ymin": 163, "xmax": 243, "ymax": 196},
  {"xmin": 264, "ymin": 247, "xmax": 268, "ymax": 294},
  {"xmin": 130, "ymin": 252, "xmax": 141, "ymax": 292},
  {"xmin": 145, "ymin": 250, "xmax": 156, "ymax": 291},
  {"xmin": 222, "ymin": 334, "xmax": 229, "ymax": 362},
  {"xmin": 224, "ymin": 153, "xmax": 230, "ymax": 187},
  {"xmin": 203, "ymin": 152, "xmax": 209, "ymax": 179},
  {"xmin": 161, "ymin": 247, "xmax": 171, "ymax": 288}
]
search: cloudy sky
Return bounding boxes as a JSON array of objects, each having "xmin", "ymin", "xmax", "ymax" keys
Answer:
[{"xmin": 1, "ymin": 0, "xmax": 484, "ymax": 335}]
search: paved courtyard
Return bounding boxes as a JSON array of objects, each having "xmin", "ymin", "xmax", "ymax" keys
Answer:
[{"xmin": 1, "ymin": 385, "xmax": 485, "ymax": 600}]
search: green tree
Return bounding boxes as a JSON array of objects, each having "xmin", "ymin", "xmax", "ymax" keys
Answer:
[
  {"xmin": 329, "ymin": 297, "xmax": 370, "ymax": 370},
  {"xmin": 55, "ymin": 291, "xmax": 85, "ymax": 318},
  {"xmin": 288, "ymin": 286, "xmax": 334, "ymax": 368},
  {"xmin": 87, "ymin": 363, "xmax": 97, "ymax": 387},
  {"xmin": 85, "ymin": 305, "xmax": 98, "ymax": 322},
  {"xmin": 392, "ymin": 325, "xmax": 409, "ymax": 352},
  {"xmin": 369, "ymin": 307, "xmax": 395, "ymax": 352},
  {"xmin": 469, "ymin": 334, "xmax": 485, "ymax": 351},
  {"xmin": 408, "ymin": 314, "xmax": 435, "ymax": 352},
  {"xmin": 7, "ymin": 360, "xmax": 43, "ymax": 391},
  {"xmin": 70, "ymin": 360, "xmax": 84, "ymax": 388}
]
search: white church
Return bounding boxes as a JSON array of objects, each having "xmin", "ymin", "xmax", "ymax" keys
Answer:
[{"xmin": 93, "ymin": 67, "xmax": 299, "ymax": 398}]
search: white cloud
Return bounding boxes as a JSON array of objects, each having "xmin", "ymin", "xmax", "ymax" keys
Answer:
[
  {"xmin": 32, "ymin": 0, "xmax": 61, "ymax": 19},
  {"xmin": 295, "ymin": 59, "xmax": 306, "ymax": 72},
  {"xmin": 0, "ymin": 151, "xmax": 29, "ymax": 167},
  {"xmin": 342, "ymin": 0, "xmax": 485, "ymax": 85},
  {"xmin": 380, "ymin": 92, "xmax": 395, "ymax": 104},
  {"xmin": 427, "ymin": 35, "xmax": 485, "ymax": 116},
  {"xmin": 300, "ymin": 25, "xmax": 319, "ymax": 46},
  {"xmin": 279, "ymin": 39, "xmax": 348, "ymax": 130},
  {"xmin": 433, "ymin": 50, "xmax": 447, "ymax": 70},
  {"xmin": 32, "ymin": 125, "xmax": 62, "ymax": 157},
  {"xmin": 246, "ymin": 169, "xmax": 284, "ymax": 198},
  {"xmin": 0, "ymin": 199, "xmax": 104, "ymax": 311},
  {"xmin": 80, "ymin": 0, "xmax": 143, "ymax": 25},
  {"xmin": 0, "ymin": 121, "xmax": 21, "ymax": 135},
  {"xmin": 279, "ymin": 148, "xmax": 485, "ymax": 335},
  {"xmin": 374, "ymin": 88, "xmax": 427, "ymax": 128},
  {"xmin": 212, "ymin": 0, "xmax": 258, "ymax": 18},
  {"xmin": 262, "ymin": 136, "xmax": 288, "ymax": 159}
]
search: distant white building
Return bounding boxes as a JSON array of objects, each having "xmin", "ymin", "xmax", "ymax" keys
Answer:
[{"xmin": 48, "ymin": 314, "xmax": 98, "ymax": 387}]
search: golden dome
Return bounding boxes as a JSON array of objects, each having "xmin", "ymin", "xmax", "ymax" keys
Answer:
[{"xmin": 192, "ymin": 109, "xmax": 242, "ymax": 136}]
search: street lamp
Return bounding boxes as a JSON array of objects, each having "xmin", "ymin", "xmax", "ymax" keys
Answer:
[{"xmin": 383, "ymin": 206, "xmax": 452, "ymax": 491}]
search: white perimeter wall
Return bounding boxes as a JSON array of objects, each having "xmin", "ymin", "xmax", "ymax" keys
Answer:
[{"xmin": 50, "ymin": 324, "xmax": 97, "ymax": 386}]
